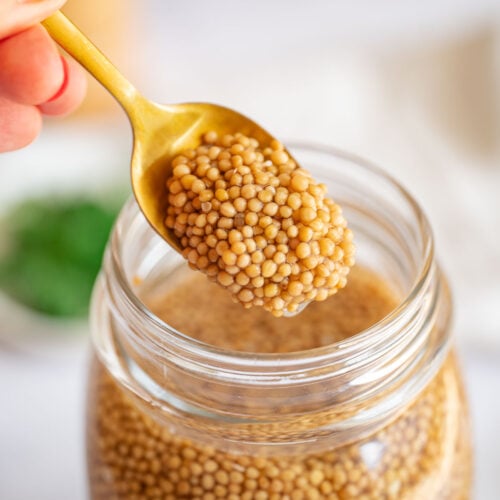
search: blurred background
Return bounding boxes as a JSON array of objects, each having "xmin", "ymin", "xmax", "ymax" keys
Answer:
[{"xmin": 1, "ymin": 0, "xmax": 499, "ymax": 498}]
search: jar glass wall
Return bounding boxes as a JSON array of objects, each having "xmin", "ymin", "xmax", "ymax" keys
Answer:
[{"xmin": 87, "ymin": 144, "xmax": 472, "ymax": 499}]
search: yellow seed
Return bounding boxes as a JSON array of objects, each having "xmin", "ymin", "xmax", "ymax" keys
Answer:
[
  {"xmin": 248, "ymin": 198, "xmax": 263, "ymax": 212},
  {"xmin": 262, "ymin": 260, "xmax": 278, "ymax": 278},
  {"xmin": 234, "ymin": 197, "xmax": 247, "ymax": 212},
  {"xmin": 222, "ymin": 250, "xmax": 237, "ymax": 266},
  {"xmin": 303, "ymin": 256, "xmax": 319, "ymax": 269},
  {"xmin": 263, "ymin": 245, "xmax": 277, "ymax": 259},
  {"xmin": 232, "ymin": 155, "xmax": 243, "ymax": 168},
  {"xmin": 171, "ymin": 154, "xmax": 188, "ymax": 166},
  {"xmin": 263, "ymin": 225, "xmax": 278, "ymax": 240},
  {"xmin": 286, "ymin": 225, "xmax": 299, "ymax": 238},
  {"xmin": 251, "ymin": 251, "xmax": 264, "ymax": 264},
  {"xmin": 191, "ymin": 179, "xmax": 206, "ymax": 194},
  {"xmin": 243, "ymin": 174, "xmax": 254, "ymax": 185},
  {"xmin": 310, "ymin": 219, "xmax": 324, "ymax": 232},
  {"xmin": 270, "ymin": 139, "xmax": 283, "ymax": 151},
  {"xmin": 264, "ymin": 283, "xmax": 279, "ymax": 297},
  {"xmin": 288, "ymin": 281, "xmax": 303, "ymax": 296},
  {"xmin": 242, "ymin": 150, "xmax": 256, "ymax": 164},
  {"xmin": 241, "ymin": 225, "xmax": 253, "ymax": 238},
  {"xmin": 230, "ymin": 173, "xmax": 243, "ymax": 186},
  {"xmin": 290, "ymin": 174, "xmax": 309, "ymax": 192},
  {"xmin": 168, "ymin": 179, "xmax": 182, "ymax": 194},
  {"xmin": 215, "ymin": 189, "xmax": 229, "ymax": 201},
  {"xmin": 287, "ymin": 193, "xmax": 302, "ymax": 210},
  {"xmin": 251, "ymin": 276, "xmax": 264, "ymax": 288},
  {"xmin": 228, "ymin": 230, "xmax": 243, "ymax": 244},
  {"xmin": 180, "ymin": 174, "xmax": 197, "ymax": 189},
  {"xmin": 254, "ymin": 171, "xmax": 270, "ymax": 185},
  {"xmin": 204, "ymin": 130, "xmax": 218, "ymax": 143},
  {"xmin": 241, "ymin": 185, "xmax": 257, "ymax": 199},
  {"xmin": 220, "ymin": 202, "xmax": 236, "ymax": 217},
  {"xmin": 278, "ymin": 263, "xmax": 292, "ymax": 277},
  {"xmin": 173, "ymin": 164, "xmax": 190, "ymax": 177},
  {"xmin": 218, "ymin": 217, "xmax": 233, "ymax": 229},
  {"xmin": 245, "ymin": 212, "xmax": 259, "ymax": 226},
  {"xmin": 245, "ymin": 239, "xmax": 257, "ymax": 252},
  {"xmin": 236, "ymin": 254, "xmax": 251, "ymax": 268},
  {"xmin": 273, "ymin": 252, "xmax": 286, "ymax": 265},
  {"xmin": 236, "ymin": 272, "xmax": 250, "ymax": 286},
  {"xmin": 230, "ymin": 143, "xmax": 245, "ymax": 155},
  {"xmin": 274, "ymin": 188, "xmax": 288, "ymax": 205},
  {"xmin": 296, "ymin": 242, "xmax": 311, "ymax": 259},
  {"xmin": 228, "ymin": 186, "xmax": 241, "ymax": 199},
  {"xmin": 258, "ymin": 190, "xmax": 274, "ymax": 203},
  {"xmin": 208, "ymin": 145, "xmax": 221, "ymax": 159},
  {"xmin": 259, "ymin": 216, "xmax": 273, "ymax": 228},
  {"xmin": 272, "ymin": 296, "xmax": 285, "ymax": 310},
  {"xmin": 172, "ymin": 192, "xmax": 188, "ymax": 208},
  {"xmin": 301, "ymin": 192, "xmax": 316, "ymax": 208},
  {"xmin": 199, "ymin": 189, "xmax": 214, "ymax": 202},
  {"xmin": 245, "ymin": 264, "xmax": 260, "ymax": 278},
  {"xmin": 279, "ymin": 206, "xmax": 293, "ymax": 218},
  {"xmin": 271, "ymin": 150, "xmax": 289, "ymax": 165},
  {"xmin": 300, "ymin": 271, "xmax": 314, "ymax": 285},
  {"xmin": 206, "ymin": 167, "xmax": 220, "ymax": 182},
  {"xmin": 319, "ymin": 238, "xmax": 335, "ymax": 256},
  {"xmin": 238, "ymin": 289, "xmax": 254, "ymax": 303},
  {"xmin": 232, "ymin": 242, "xmax": 247, "ymax": 255},
  {"xmin": 195, "ymin": 214, "xmax": 207, "ymax": 228},
  {"xmin": 299, "ymin": 207, "xmax": 316, "ymax": 223},
  {"xmin": 254, "ymin": 236, "xmax": 267, "ymax": 249},
  {"xmin": 263, "ymin": 202, "xmax": 279, "ymax": 216}
]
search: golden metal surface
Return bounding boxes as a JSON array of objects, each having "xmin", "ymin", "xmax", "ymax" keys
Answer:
[{"xmin": 42, "ymin": 11, "xmax": 278, "ymax": 253}]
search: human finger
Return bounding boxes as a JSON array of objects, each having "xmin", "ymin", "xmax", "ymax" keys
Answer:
[
  {"xmin": 38, "ymin": 56, "xmax": 87, "ymax": 116},
  {"xmin": 0, "ymin": 96, "xmax": 42, "ymax": 152},
  {"xmin": 0, "ymin": 24, "xmax": 64, "ymax": 106},
  {"xmin": 0, "ymin": 0, "xmax": 66, "ymax": 40}
]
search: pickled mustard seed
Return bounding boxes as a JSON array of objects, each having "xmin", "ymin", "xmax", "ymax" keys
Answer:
[
  {"xmin": 88, "ymin": 355, "xmax": 469, "ymax": 500},
  {"xmin": 164, "ymin": 132, "xmax": 355, "ymax": 316},
  {"xmin": 88, "ymin": 267, "xmax": 471, "ymax": 499}
]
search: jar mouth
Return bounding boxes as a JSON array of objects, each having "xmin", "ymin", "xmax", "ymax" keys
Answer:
[{"xmin": 109, "ymin": 143, "xmax": 434, "ymax": 378}]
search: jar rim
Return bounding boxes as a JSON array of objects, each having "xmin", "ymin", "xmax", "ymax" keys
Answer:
[
  {"xmin": 107, "ymin": 141, "xmax": 434, "ymax": 375},
  {"xmin": 107, "ymin": 142, "xmax": 435, "ymax": 379}
]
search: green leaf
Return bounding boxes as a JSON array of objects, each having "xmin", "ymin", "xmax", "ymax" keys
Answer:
[{"xmin": 0, "ymin": 193, "xmax": 126, "ymax": 319}]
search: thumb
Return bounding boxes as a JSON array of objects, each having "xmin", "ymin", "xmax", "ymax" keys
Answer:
[{"xmin": 0, "ymin": 0, "xmax": 66, "ymax": 40}]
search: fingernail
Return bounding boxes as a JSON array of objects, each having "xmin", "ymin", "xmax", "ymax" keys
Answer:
[{"xmin": 47, "ymin": 56, "xmax": 69, "ymax": 103}]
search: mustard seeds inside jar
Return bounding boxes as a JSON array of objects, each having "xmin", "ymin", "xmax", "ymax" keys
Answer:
[{"xmin": 87, "ymin": 144, "xmax": 472, "ymax": 499}]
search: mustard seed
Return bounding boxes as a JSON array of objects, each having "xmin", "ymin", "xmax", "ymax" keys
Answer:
[{"xmin": 165, "ymin": 132, "xmax": 355, "ymax": 316}]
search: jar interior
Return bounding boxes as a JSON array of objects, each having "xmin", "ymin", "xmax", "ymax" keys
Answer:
[{"xmin": 116, "ymin": 145, "xmax": 427, "ymax": 354}]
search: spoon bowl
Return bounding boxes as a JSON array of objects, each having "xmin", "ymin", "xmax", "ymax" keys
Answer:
[{"xmin": 42, "ymin": 12, "xmax": 279, "ymax": 252}]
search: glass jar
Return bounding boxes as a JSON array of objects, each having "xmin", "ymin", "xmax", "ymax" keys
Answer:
[{"xmin": 87, "ymin": 144, "xmax": 472, "ymax": 499}]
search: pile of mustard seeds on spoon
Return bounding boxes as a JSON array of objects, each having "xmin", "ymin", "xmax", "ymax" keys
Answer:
[{"xmin": 165, "ymin": 132, "xmax": 354, "ymax": 316}]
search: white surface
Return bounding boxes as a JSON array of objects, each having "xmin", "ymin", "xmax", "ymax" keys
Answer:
[{"xmin": 0, "ymin": 339, "xmax": 88, "ymax": 500}]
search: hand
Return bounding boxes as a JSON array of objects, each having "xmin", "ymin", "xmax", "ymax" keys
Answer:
[{"xmin": 0, "ymin": 0, "xmax": 87, "ymax": 152}]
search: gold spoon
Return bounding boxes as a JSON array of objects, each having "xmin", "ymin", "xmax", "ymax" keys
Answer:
[{"xmin": 42, "ymin": 11, "xmax": 281, "ymax": 253}]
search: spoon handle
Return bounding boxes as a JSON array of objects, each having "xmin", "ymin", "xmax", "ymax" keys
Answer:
[{"xmin": 42, "ymin": 11, "xmax": 143, "ymax": 120}]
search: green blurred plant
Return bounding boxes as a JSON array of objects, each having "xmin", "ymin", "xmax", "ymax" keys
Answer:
[{"xmin": 0, "ymin": 194, "xmax": 126, "ymax": 318}]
